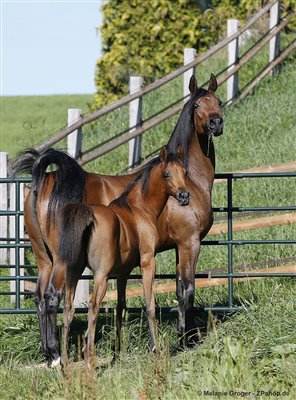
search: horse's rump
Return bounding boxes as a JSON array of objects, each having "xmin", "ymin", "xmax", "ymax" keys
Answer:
[{"xmin": 13, "ymin": 148, "xmax": 87, "ymax": 230}]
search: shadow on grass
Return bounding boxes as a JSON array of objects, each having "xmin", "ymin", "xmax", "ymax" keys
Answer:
[{"xmin": 64, "ymin": 297, "xmax": 244, "ymax": 363}]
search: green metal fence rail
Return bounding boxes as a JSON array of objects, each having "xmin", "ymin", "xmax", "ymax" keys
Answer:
[{"xmin": 0, "ymin": 172, "xmax": 295, "ymax": 315}]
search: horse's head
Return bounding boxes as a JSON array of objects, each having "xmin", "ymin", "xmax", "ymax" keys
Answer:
[
  {"xmin": 189, "ymin": 74, "xmax": 223, "ymax": 137},
  {"xmin": 159, "ymin": 145, "xmax": 190, "ymax": 206}
]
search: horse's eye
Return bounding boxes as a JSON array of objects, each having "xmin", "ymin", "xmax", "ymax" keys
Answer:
[
  {"xmin": 163, "ymin": 172, "xmax": 170, "ymax": 179},
  {"xmin": 185, "ymin": 170, "xmax": 188, "ymax": 175},
  {"xmin": 218, "ymin": 100, "xmax": 222, "ymax": 106},
  {"xmin": 194, "ymin": 103, "xmax": 199, "ymax": 109}
]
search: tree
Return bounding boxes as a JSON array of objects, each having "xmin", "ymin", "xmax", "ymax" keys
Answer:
[{"xmin": 94, "ymin": 0, "xmax": 296, "ymax": 109}]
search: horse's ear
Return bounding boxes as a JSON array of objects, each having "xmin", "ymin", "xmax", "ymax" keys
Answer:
[
  {"xmin": 159, "ymin": 146, "xmax": 168, "ymax": 162},
  {"xmin": 189, "ymin": 75, "xmax": 197, "ymax": 94},
  {"xmin": 177, "ymin": 145, "xmax": 184, "ymax": 161},
  {"xmin": 208, "ymin": 73, "xmax": 218, "ymax": 92}
]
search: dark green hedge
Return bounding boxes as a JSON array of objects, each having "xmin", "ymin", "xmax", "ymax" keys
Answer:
[{"xmin": 94, "ymin": 0, "xmax": 295, "ymax": 108}]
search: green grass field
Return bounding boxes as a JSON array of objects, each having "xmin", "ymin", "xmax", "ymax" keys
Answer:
[
  {"xmin": 0, "ymin": 34, "xmax": 296, "ymax": 399},
  {"xmin": 0, "ymin": 95, "xmax": 93, "ymax": 156}
]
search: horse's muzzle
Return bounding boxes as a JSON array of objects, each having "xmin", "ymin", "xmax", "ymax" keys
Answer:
[
  {"xmin": 207, "ymin": 115, "xmax": 223, "ymax": 136},
  {"xmin": 176, "ymin": 190, "xmax": 190, "ymax": 206}
]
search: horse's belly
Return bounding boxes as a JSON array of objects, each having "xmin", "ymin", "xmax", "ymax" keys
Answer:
[{"xmin": 111, "ymin": 250, "xmax": 140, "ymax": 276}]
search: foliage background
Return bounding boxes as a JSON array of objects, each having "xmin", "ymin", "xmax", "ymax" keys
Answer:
[{"xmin": 94, "ymin": 0, "xmax": 296, "ymax": 108}]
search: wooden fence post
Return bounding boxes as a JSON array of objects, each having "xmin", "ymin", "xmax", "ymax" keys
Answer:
[
  {"xmin": 0, "ymin": 152, "xmax": 8, "ymax": 264},
  {"xmin": 129, "ymin": 76, "xmax": 143, "ymax": 169},
  {"xmin": 67, "ymin": 108, "xmax": 82, "ymax": 159},
  {"xmin": 269, "ymin": 0, "xmax": 280, "ymax": 74},
  {"xmin": 183, "ymin": 48, "xmax": 196, "ymax": 100},
  {"xmin": 9, "ymin": 181, "xmax": 25, "ymax": 303},
  {"xmin": 227, "ymin": 19, "xmax": 240, "ymax": 103}
]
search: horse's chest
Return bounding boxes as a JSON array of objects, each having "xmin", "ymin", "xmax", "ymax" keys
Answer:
[{"xmin": 157, "ymin": 189, "xmax": 212, "ymax": 247}]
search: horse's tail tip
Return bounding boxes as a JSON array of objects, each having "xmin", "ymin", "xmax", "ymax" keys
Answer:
[{"xmin": 11, "ymin": 147, "xmax": 41, "ymax": 177}]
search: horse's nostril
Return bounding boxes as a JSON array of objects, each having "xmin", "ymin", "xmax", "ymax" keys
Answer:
[
  {"xmin": 209, "ymin": 116, "xmax": 223, "ymax": 127},
  {"xmin": 177, "ymin": 190, "xmax": 190, "ymax": 205}
]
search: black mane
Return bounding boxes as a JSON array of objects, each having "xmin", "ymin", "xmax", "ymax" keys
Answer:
[
  {"xmin": 112, "ymin": 88, "xmax": 208, "ymax": 210},
  {"xmin": 110, "ymin": 158, "xmax": 159, "ymax": 210},
  {"xmin": 111, "ymin": 153, "xmax": 181, "ymax": 210},
  {"xmin": 167, "ymin": 87, "xmax": 208, "ymax": 168}
]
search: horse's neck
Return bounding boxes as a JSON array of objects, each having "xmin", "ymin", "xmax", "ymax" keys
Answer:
[
  {"xmin": 129, "ymin": 166, "xmax": 167, "ymax": 219},
  {"xmin": 188, "ymin": 133, "xmax": 215, "ymax": 190}
]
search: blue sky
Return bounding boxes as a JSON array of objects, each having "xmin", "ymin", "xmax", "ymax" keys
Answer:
[{"xmin": 1, "ymin": 0, "xmax": 103, "ymax": 96}]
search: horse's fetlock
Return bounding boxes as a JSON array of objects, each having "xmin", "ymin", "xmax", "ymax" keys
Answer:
[{"xmin": 47, "ymin": 340, "xmax": 59, "ymax": 354}]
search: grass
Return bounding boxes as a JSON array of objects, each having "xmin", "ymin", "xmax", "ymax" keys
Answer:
[
  {"xmin": 0, "ymin": 278, "xmax": 296, "ymax": 399},
  {"xmin": 0, "ymin": 95, "xmax": 93, "ymax": 157},
  {"xmin": 0, "ymin": 32, "xmax": 296, "ymax": 399}
]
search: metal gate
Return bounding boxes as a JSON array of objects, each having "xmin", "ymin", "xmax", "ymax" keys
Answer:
[{"xmin": 0, "ymin": 172, "xmax": 295, "ymax": 315}]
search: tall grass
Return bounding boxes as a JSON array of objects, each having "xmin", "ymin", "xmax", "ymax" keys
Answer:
[{"xmin": 1, "ymin": 279, "xmax": 296, "ymax": 399}]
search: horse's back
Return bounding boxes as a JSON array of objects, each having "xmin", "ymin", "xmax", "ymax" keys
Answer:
[{"xmin": 84, "ymin": 173, "xmax": 137, "ymax": 205}]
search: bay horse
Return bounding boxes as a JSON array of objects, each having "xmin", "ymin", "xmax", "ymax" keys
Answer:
[
  {"xmin": 59, "ymin": 146, "xmax": 189, "ymax": 360},
  {"xmin": 13, "ymin": 74, "xmax": 223, "ymax": 367}
]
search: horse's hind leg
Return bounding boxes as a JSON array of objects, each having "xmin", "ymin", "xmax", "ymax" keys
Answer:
[
  {"xmin": 86, "ymin": 274, "xmax": 108, "ymax": 366},
  {"xmin": 25, "ymin": 195, "xmax": 53, "ymax": 360},
  {"xmin": 115, "ymin": 276, "xmax": 128, "ymax": 357},
  {"xmin": 24, "ymin": 196, "xmax": 53, "ymax": 358},
  {"xmin": 44, "ymin": 262, "xmax": 66, "ymax": 367},
  {"xmin": 32, "ymin": 251, "xmax": 53, "ymax": 359}
]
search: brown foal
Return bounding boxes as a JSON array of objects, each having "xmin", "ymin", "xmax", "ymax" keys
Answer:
[{"xmin": 58, "ymin": 146, "xmax": 189, "ymax": 359}]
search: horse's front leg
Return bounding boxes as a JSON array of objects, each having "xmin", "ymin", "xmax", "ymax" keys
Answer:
[
  {"xmin": 176, "ymin": 237, "xmax": 200, "ymax": 347},
  {"xmin": 140, "ymin": 252, "xmax": 157, "ymax": 352},
  {"xmin": 62, "ymin": 261, "xmax": 86, "ymax": 366}
]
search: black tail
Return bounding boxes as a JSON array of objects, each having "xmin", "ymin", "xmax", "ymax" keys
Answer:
[
  {"xmin": 59, "ymin": 203, "xmax": 95, "ymax": 267},
  {"xmin": 13, "ymin": 148, "xmax": 87, "ymax": 230}
]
